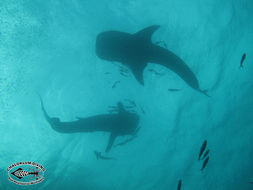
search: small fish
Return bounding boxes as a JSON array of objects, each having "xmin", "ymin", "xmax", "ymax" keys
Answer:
[
  {"xmin": 198, "ymin": 140, "xmax": 207, "ymax": 160},
  {"xmin": 140, "ymin": 106, "xmax": 146, "ymax": 114},
  {"xmin": 201, "ymin": 156, "xmax": 209, "ymax": 171},
  {"xmin": 112, "ymin": 80, "xmax": 120, "ymax": 88},
  {"xmin": 120, "ymin": 72, "xmax": 128, "ymax": 77},
  {"xmin": 177, "ymin": 179, "xmax": 182, "ymax": 190},
  {"xmin": 107, "ymin": 106, "xmax": 118, "ymax": 114},
  {"xmin": 148, "ymin": 69, "xmax": 163, "ymax": 76},
  {"xmin": 125, "ymin": 99, "xmax": 136, "ymax": 107},
  {"xmin": 120, "ymin": 66, "xmax": 129, "ymax": 73},
  {"xmin": 155, "ymin": 41, "xmax": 168, "ymax": 49},
  {"xmin": 125, "ymin": 106, "xmax": 135, "ymax": 110},
  {"xmin": 201, "ymin": 149, "xmax": 210, "ymax": 160},
  {"xmin": 240, "ymin": 53, "xmax": 246, "ymax": 68},
  {"xmin": 249, "ymin": 182, "xmax": 253, "ymax": 184},
  {"xmin": 168, "ymin": 88, "xmax": 181, "ymax": 92},
  {"xmin": 104, "ymin": 72, "xmax": 111, "ymax": 75},
  {"xmin": 94, "ymin": 151, "xmax": 116, "ymax": 160}
]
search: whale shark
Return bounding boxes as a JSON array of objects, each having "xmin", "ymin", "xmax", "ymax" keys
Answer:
[
  {"xmin": 96, "ymin": 25, "xmax": 208, "ymax": 96},
  {"xmin": 40, "ymin": 98, "xmax": 140, "ymax": 152}
]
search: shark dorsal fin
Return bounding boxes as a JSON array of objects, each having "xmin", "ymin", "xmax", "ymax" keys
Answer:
[
  {"xmin": 134, "ymin": 25, "xmax": 160, "ymax": 42},
  {"xmin": 105, "ymin": 133, "xmax": 117, "ymax": 152}
]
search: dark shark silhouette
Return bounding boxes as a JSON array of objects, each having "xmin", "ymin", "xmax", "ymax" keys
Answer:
[
  {"xmin": 96, "ymin": 25, "xmax": 208, "ymax": 96},
  {"xmin": 40, "ymin": 97, "xmax": 140, "ymax": 152}
]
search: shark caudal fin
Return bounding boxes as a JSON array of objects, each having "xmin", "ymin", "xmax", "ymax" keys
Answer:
[
  {"xmin": 37, "ymin": 94, "xmax": 61, "ymax": 129},
  {"xmin": 37, "ymin": 94, "xmax": 51, "ymax": 122},
  {"xmin": 105, "ymin": 133, "xmax": 117, "ymax": 152}
]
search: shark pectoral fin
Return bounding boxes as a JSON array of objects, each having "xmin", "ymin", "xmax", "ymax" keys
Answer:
[
  {"xmin": 199, "ymin": 89, "xmax": 210, "ymax": 97},
  {"xmin": 105, "ymin": 133, "xmax": 117, "ymax": 152},
  {"xmin": 134, "ymin": 25, "xmax": 160, "ymax": 42},
  {"xmin": 130, "ymin": 64, "xmax": 146, "ymax": 85}
]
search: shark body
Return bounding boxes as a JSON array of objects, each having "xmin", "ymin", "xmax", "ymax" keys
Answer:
[
  {"xmin": 40, "ymin": 98, "xmax": 140, "ymax": 152},
  {"xmin": 96, "ymin": 25, "xmax": 208, "ymax": 96}
]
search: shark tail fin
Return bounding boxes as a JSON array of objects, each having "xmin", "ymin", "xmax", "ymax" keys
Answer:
[{"xmin": 37, "ymin": 93, "xmax": 51, "ymax": 122}]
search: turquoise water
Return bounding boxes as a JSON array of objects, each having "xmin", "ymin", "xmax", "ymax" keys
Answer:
[{"xmin": 0, "ymin": 1, "xmax": 253, "ymax": 190}]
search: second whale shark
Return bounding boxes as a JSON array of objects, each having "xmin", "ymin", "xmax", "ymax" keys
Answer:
[
  {"xmin": 96, "ymin": 25, "xmax": 208, "ymax": 96},
  {"xmin": 40, "ymin": 98, "xmax": 140, "ymax": 152}
]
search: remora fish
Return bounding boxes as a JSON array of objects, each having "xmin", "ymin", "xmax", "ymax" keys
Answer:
[
  {"xmin": 198, "ymin": 140, "xmax": 207, "ymax": 160},
  {"xmin": 168, "ymin": 88, "xmax": 181, "ymax": 92},
  {"xmin": 201, "ymin": 156, "xmax": 209, "ymax": 171},
  {"xmin": 177, "ymin": 179, "xmax": 182, "ymax": 190},
  {"xmin": 112, "ymin": 80, "xmax": 120, "ymax": 88},
  {"xmin": 201, "ymin": 149, "xmax": 210, "ymax": 160},
  {"xmin": 240, "ymin": 53, "xmax": 246, "ymax": 68}
]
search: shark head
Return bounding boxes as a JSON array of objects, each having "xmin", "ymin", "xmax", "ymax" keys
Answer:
[
  {"xmin": 129, "ymin": 114, "xmax": 140, "ymax": 134},
  {"xmin": 115, "ymin": 101, "xmax": 140, "ymax": 135},
  {"xmin": 105, "ymin": 111, "xmax": 140, "ymax": 152},
  {"xmin": 96, "ymin": 31, "xmax": 123, "ymax": 61}
]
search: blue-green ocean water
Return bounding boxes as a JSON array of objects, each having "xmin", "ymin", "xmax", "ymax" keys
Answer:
[{"xmin": 0, "ymin": 1, "xmax": 253, "ymax": 190}]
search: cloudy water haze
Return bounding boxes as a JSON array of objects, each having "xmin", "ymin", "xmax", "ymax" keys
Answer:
[{"xmin": 0, "ymin": 0, "xmax": 253, "ymax": 190}]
